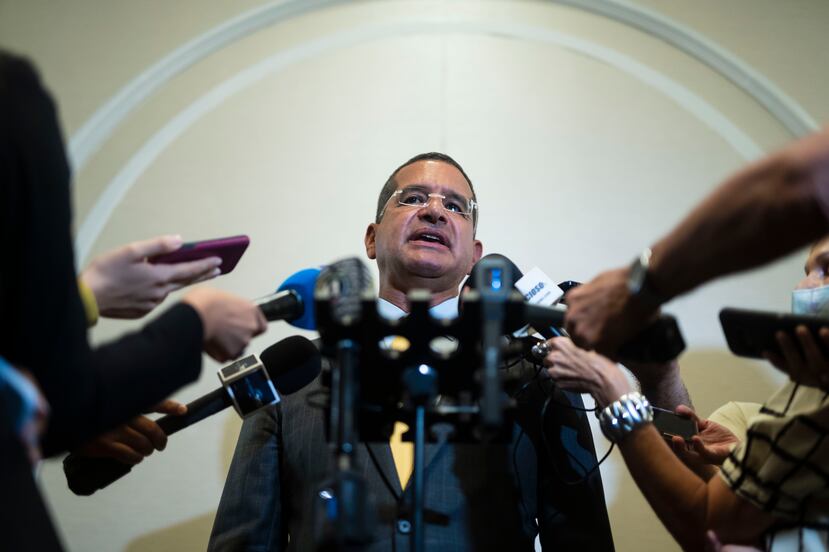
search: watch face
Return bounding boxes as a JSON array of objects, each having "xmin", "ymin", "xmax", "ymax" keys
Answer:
[
  {"xmin": 627, "ymin": 249, "xmax": 653, "ymax": 295},
  {"xmin": 628, "ymin": 257, "xmax": 647, "ymax": 294}
]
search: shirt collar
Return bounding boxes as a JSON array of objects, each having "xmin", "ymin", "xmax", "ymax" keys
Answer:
[{"xmin": 377, "ymin": 296, "xmax": 459, "ymax": 320}]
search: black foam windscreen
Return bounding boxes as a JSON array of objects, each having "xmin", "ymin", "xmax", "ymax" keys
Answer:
[
  {"xmin": 460, "ymin": 253, "xmax": 526, "ymax": 333},
  {"xmin": 462, "ymin": 253, "xmax": 524, "ymax": 292},
  {"xmin": 261, "ymin": 335, "xmax": 321, "ymax": 395}
]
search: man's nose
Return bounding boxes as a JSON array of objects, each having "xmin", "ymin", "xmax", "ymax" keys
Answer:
[{"xmin": 417, "ymin": 197, "xmax": 447, "ymax": 223}]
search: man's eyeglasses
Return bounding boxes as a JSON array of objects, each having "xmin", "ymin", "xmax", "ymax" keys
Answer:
[{"xmin": 379, "ymin": 187, "xmax": 478, "ymax": 221}]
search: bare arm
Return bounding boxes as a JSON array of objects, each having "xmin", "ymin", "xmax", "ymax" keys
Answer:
[
  {"xmin": 649, "ymin": 135, "xmax": 829, "ymax": 300},
  {"xmin": 566, "ymin": 129, "xmax": 829, "ymax": 356},
  {"xmin": 617, "ymin": 424, "xmax": 773, "ymax": 550},
  {"xmin": 543, "ymin": 338, "xmax": 775, "ymax": 549},
  {"xmin": 625, "ymin": 360, "xmax": 691, "ymax": 410}
]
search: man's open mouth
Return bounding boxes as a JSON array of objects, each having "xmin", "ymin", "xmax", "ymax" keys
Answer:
[{"xmin": 409, "ymin": 230, "xmax": 449, "ymax": 248}]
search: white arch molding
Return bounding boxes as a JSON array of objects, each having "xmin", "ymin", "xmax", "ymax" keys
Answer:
[
  {"xmin": 70, "ymin": 1, "xmax": 818, "ymax": 263},
  {"xmin": 68, "ymin": 0, "xmax": 818, "ymax": 173},
  {"xmin": 556, "ymin": 0, "xmax": 818, "ymax": 136}
]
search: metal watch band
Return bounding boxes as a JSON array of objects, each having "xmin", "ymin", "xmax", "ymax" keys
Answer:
[{"xmin": 596, "ymin": 391, "xmax": 654, "ymax": 443}]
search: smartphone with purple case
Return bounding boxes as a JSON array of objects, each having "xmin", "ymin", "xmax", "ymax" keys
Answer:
[{"xmin": 149, "ymin": 235, "xmax": 249, "ymax": 275}]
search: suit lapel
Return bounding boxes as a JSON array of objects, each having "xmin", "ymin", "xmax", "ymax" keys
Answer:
[
  {"xmin": 365, "ymin": 441, "xmax": 403, "ymax": 496},
  {"xmin": 399, "ymin": 440, "xmax": 450, "ymax": 494},
  {"xmin": 365, "ymin": 439, "xmax": 447, "ymax": 496}
]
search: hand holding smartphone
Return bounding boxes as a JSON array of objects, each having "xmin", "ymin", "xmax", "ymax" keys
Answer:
[
  {"xmin": 720, "ymin": 307, "xmax": 829, "ymax": 389},
  {"xmin": 652, "ymin": 406, "xmax": 698, "ymax": 442},
  {"xmin": 149, "ymin": 235, "xmax": 250, "ymax": 275},
  {"xmin": 719, "ymin": 307, "xmax": 829, "ymax": 359}
]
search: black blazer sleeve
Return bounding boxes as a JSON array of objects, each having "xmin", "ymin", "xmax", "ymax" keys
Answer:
[{"xmin": 0, "ymin": 51, "xmax": 203, "ymax": 457}]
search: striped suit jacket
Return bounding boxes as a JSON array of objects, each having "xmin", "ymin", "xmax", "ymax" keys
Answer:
[{"xmin": 208, "ymin": 356, "xmax": 615, "ymax": 551}]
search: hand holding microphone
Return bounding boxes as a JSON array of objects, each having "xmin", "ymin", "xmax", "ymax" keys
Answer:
[
  {"xmin": 72, "ymin": 400, "xmax": 187, "ymax": 465},
  {"xmin": 465, "ymin": 254, "xmax": 685, "ymax": 363},
  {"xmin": 64, "ymin": 335, "xmax": 321, "ymax": 495},
  {"xmin": 179, "ymin": 266, "xmax": 319, "ymax": 363},
  {"xmin": 563, "ymin": 266, "xmax": 659, "ymax": 358},
  {"xmin": 182, "ymin": 288, "xmax": 267, "ymax": 362}
]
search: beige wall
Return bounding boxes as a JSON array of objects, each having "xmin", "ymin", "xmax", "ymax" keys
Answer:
[{"xmin": 2, "ymin": 1, "xmax": 826, "ymax": 550}]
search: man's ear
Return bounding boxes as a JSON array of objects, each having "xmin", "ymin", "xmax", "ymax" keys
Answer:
[
  {"xmin": 364, "ymin": 223, "xmax": 378, "ymax": 260},
  {"xmin": 467, "ymin": 240, "xmax": 483, "ymax": 274}
]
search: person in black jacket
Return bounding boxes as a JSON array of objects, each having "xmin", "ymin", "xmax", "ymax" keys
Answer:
[{"xmin": 0, "ymin": 51, "xmax": 266, "ymax": 551}]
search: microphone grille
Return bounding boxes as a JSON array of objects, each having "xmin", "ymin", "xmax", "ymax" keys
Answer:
[
  {"xmin": 315, "ymin": 257, "xmax": 373, "ymax": 324},
  {"xmin": 260, "ymin": 336, "xmax": 321, "ymax": 395}
]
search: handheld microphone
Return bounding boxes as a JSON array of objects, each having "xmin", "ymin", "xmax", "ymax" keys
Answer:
[
  {"xmin": 461, "ymin": 253, "xmax": 526, "ymax": 334},
  {"xmin": 520, "ymin": 302, "xmax": 685, "ymax": 362},
  {"xmin": 464, "ymin": 254, "xmax": 686, "ymax": 363},
  {"xmin": 473, "ymin": 255, "xmax": 515, "ymax": 428},
  {"xmin": 314, "ymin": 257, "xmax": 374, "ymax": 325},
  {"xmin": 63, "ymin": 336, "xmax": 321, "ymax": 496},
  {"xmin": 256, "ymin": 267, "xmax": 320, "ymax": 329}
]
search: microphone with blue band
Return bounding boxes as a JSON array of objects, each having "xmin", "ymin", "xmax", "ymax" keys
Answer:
[
  {"xmin": 62, "ymin": 268, "xmax": 325, "ymax": 495},
  {"xmin": 256, "ymin": 267, "xmax": 320, "ymax": 329}
]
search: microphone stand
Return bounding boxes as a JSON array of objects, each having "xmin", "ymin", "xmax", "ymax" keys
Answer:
[
  {"xmin": 401, "ymin": 363, "xmax": 437, "ymax": 552},
  {"xmin": 313, "ymin": 256, "xmax": 520, "ymax": 552},
  {"xmin": 315, "ymin": 339, "xmax": 375, "ymax": 551},
  {"xmin": 334, "ymin": 339, "xmax": 357, "ymax": 467}
]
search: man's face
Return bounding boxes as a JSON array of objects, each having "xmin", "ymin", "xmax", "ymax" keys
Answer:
[
  {"xmin": 797, "ymin": 236, "xmax": 829, "ymax": 290},
  {"xmin": 365, "ymin": 160, "xmax": 483, "ymax": 294}
]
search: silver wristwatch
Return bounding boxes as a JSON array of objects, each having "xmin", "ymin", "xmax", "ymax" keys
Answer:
[{"xmin": 597, "ymin": 392, "xmax": 653, "ymax": 443}]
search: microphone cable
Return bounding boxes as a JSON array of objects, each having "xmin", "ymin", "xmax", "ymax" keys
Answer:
[{"xmin": 515, "ymin": 355, "xmax": 615, "ymax": 488}]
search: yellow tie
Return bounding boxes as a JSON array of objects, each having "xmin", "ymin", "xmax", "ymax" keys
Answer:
[
  {"xmin": 387, "ymin": 336, "xmax": 414, "ymax": 489},
  {"xmin": 390, "ymin": 421, "xmax": 413, "ymax": 489}
]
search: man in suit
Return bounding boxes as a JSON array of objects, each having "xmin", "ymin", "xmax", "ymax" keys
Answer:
[{"xmin": 208, "ymin": 152, "xmax": 616, "ymax": 551}]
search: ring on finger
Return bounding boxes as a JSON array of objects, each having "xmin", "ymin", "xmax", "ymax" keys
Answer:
[{"xmin": 532, "ymin": 341, "xmax": 551, "ymax": 360}]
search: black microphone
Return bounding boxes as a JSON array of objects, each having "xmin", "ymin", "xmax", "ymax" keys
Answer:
[
  {"xmin": 520, "ymin": 293, "xmax": 685, "ymax": 362},
  {"xmin": 257, "ymin": 290, "xmax": 302, "ymax": 321},
  {"xmin": 501, "ymin": 334, "xmax": 545, "ymax": 363},
  {"xmin": 256, "ymin": 267, "xmax": 320, "ymax": 329},
  {"xmin": 312, "ymin": 258, "xmax": 378, "ymax": 548},
  {"xmin": 155, "ymin": 336, "xmax": 319, "ymax": 434},
  {"xmin": 464, "ymin": 254, "xmax": 686, "ymax": 363},
  {"xmin": 461, "ymin": 253, "xmax": 526, "ymax": 334},
  {"xmin": 63, "ymin": 336, "xmax": 321, "ymax": 496}
]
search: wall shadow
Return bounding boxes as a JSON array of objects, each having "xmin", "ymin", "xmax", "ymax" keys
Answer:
[
  {"xmin": 125, "ymin": 511, "xmax": 215, "ymax": 552},
  {"xmin": 125, "ymin": 412, "xmax": 244, "ymax": 551}
]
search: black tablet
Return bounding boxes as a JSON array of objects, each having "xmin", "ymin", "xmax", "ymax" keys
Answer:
[{"xmin": 719, "ymin": 307, "xmax": 829, "ymax": 359}]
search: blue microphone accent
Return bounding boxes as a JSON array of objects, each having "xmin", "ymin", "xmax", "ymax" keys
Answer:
[{"xmin": 278, "ymin": 267, "xmax": 321, "ymax": 330}]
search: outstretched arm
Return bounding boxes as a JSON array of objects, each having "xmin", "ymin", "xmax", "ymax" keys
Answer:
[{"xmin": 565, "ymin": 130, "xmax": 829, "ymax": 356}]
